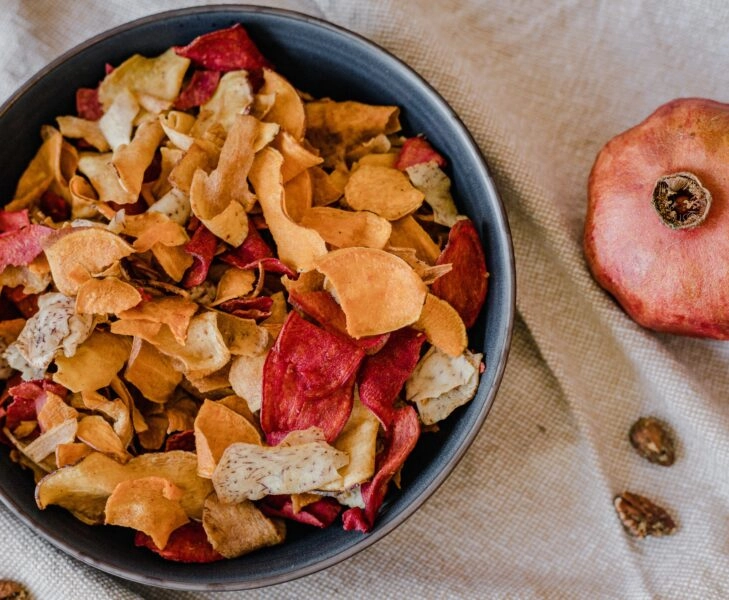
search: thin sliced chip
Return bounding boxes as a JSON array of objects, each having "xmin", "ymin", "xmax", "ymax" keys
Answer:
[
  {"xmin": 260, "ymin": 291, "xmax": 288, "ymax": 340},
  {"xmin": 282, "ymin": 169, "xmax": 312, "ymax": 223},
  {"xmin": 260, "ymin": 494, "xmax": 341, "ymax": 528},
  {"xmin": 112, "ymin": 119, "xmax": 165, "ymax": 197},
  {"xmin": 36, "ymin": 450, "xmax": 213, "ymax": 524},
  {"xmin": 80, "ymin": 389, "xmax": 133, "ymax": 448},
  {"xmin": 194, "ymin": 399, "xmax": 262, "ymax": 478},
  {"xmin": 203, "ymin": 494, "xmax": 285, "ymax": 558},
  {"xmin": 8, "ymin": 126, "xmax": 63, "ymax": 210},
  {"xmin": 55, "ymin": 442, "xmax": 93, "ymax": 468},
  {"xmin": 75, "ymin": 277, "xmax": 142, "ymax": 315},
  {"xmin": 314, "ymin": 247, "xmax": 427, "ymax": 338},
  {"xmin": 151, "ymin": 242, "xmax": 194, "ymax": 282},
  {"xmin": 413, "ymin": 293, "xmax": 467, "ymax": 357},
  {"xmin": 300, "ymin": 206, "xmax": 392, "ymax": 249},
  {"xmin": 21, "ymin": 417, "xmax": 78, "ymax": 465},
  {"xmin": 36, "ymin": 391, "xmax": 78, "ymax": 432},
  {"xmin": 0, "ymin": 318, "xmax": 25, "ymax": 379},
  {"xmin": 98, "ymin": 48, "xmax": 190, "ymax": 113},
  {"xmin": 310, "ymin": 166, "xmax": 342, "ymax": 207},
  {"xmin": 192, "ymin": 71, "xmax": 254, "ymax": 136},
  {"xmin": 4, "ymin": 293, "xmax": 94, "ymax": 380},
  {"xmin": 354, "ymin": 152, "xmax": 398, "ymax": 169},
  {"xmin": 76, "ymin": 414, "xmax": 129, "ymax": 462},
  {"xmin": 168, "ymin": 140, "xmax": 220, "ymax": 194},
  {"xmin": 388, "ymin": 215, "xmax": 442, "ymax": 265},
  {"xmin": 53, "ymin": 330, "xmax": 131, "ymax": 392},
  {"xmin": 135, "ymin": 521, "xmax": 223, "ymax": 563},
  {"xmin": 228, "ymin": 352, "xmax": 267, "ymax": 413},
  {"xmin": 98, "ymin": 87, "xmax": 139, "ymax": 150},
  {"xmin": 212, "ymin": 439, "xmax": 348, "ymax": 502},
  {"xmin": 45, "ymin": 228, "xmax": 135, "ymax": 296},
  {"xmin": 274, "ymin": 131, "xmax": 323, "ymax": 183},
  {"xmin": 118, "ymin": 296, "xmax": 198, "ymax": 345},
  {"xmin": 105, "ymin": 476, "xmax": 189, "ymax": 549},
  {"xmin": 249, "ymin": 147, "xmax": 328, "ymax": 272},
  {"xmin": 215, "ymin": 311, "xmax": 270, "ymax": 356},
  {"xmin": 124, "ymin": 338, "xmax": 182, "ymax": 403},
  {"xmin": 211, "ymin": 268, "xmax": 256, "ymax": 305},
  {"xmin": 347, "ymin": 134, "xmax": 391, "ymax": 162},
  {"xmin": 259, "ymin": 69, "xmax": 306, "ymax": 139},
  {"xmin": 406, "ymin": 161, "xmax": 459, "ymax": 227},
  {"xmin": 56, "ymin": 115, "xmax": 110, "ymax": 152},
  {"xmin": 406, "ymin": 347, "xmax": 482, "ymax": 425},
  {"xmin": 174, "ymin": 70, "xmax": 222, "ymax": 111},
  {"xmin": 77, "ymin": 152, "xmax": 137, "ymax": 206},
  {"xmin": 344, "ymin": 164, "xmax": 424, "ymax": 221},
  {"xmin": 184, "ymin": 365, "xmax": 233, "ymax": 396},
  {"xmin": 159, "ymin": 110, "xmax": 197, "ymax": 151}
]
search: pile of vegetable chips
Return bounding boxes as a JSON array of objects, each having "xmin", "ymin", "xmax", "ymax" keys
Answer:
[{"xmin": 0, "ymin": 24, "xmax": 488, "ymax": 562}]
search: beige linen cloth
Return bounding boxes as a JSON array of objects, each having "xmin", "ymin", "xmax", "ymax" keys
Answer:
[{"xmin": 1, "ymin": 0, "xmax": 728, "ymax": 598}]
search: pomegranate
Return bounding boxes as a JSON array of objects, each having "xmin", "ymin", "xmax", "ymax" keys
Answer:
[{"xmin": 585, "ymin": 98, "xmax": 729, "ymax": 339}]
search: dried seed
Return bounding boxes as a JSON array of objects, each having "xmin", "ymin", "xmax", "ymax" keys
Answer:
[
  {"xmin": 613, "ymin": 491, "xmax": 676, "ymax": 538},
  {"xmin": 0, "ymin": 580, "xmax": 30, "ymax": 600},
  {"xmin": 629, "ymin": 416, "xmax": 676, "ymax": 466}
]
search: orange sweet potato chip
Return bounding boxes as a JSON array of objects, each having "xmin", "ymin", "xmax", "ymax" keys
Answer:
[
  {"xmin": 413, "ymin": 293, "xmax": 468, "ymax": 357},
  {"xmin": 259, "ymin": 69, "xmax": 306, "ymax": 140},
  {"xmin": 76, "ymin": 414, "xmax": 130, "ymax": 463},
  {"xmin": 104, "ymin": 476, "xmax": 190, "ymax": 549},
  {"xmin": 118, "ymin": 296, "xmax": 198, "ymax": 345},
  {"xmin": 75, "ymin": 277, "xmax": 142, "ymax": 315},
  {"xmin": 314, "ymin": 247, "xmax": 427, "ymax": 338},
  {"xmin": 124, "ymin": 338, "xmax": 183, "ymax": 403},
  {"xmin": 112, "ymin": 119, "xmax": 165, "ymax": 197},
  {"xmin": 344, "ymin": 164, "xmax": 424, "ymax": 221},
  {"xmin": 300, "ymin": 206, "xmax": 392, "ymax": 249}
]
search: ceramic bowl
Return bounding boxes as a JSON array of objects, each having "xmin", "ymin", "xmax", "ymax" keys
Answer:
[{"xmin": 0, "ymin": 5, "xmax": 514, "ymax": 591}]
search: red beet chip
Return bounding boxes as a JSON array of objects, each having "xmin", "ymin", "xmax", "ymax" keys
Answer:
[
  {"xmin": 217, "ymin": 296, "xmax": 274, "ymax": 321},
  {"xmin": 0, "ymin": 224, "xmax": 54, "ymax": 272},
  {"xmin": 134, "ymin": 522, "xmax": 224, "ymax": 563},
  {"xmin": 261, "ymin": 311, "xmax": 365, "ymax": 443},
  {"xmin": 182, "ymin": 221, "xmax": 219, "ymax": 288},
  {"xmin": 39, "ymin": 190, "xmax": 71, "ymax": 222},
  {"xmin": 394, "ymin": 136, "xmax": 447, "ymax": 171},
  {"xmin": 164, "ymin": 429, "xmax": 196, "ymax": 452},
  {"xmin": 342, "ymin": 405, "xmax": 421, "ymax": 533},
  {"xmin": 431, "ymin": 217, "xmax": 488, "ymax": 328},
  {"xmin": 0, "ymin": 209, "xmax": 30, "ymax": 233},
  {"xmin": 76, "ymin": 87, "xmax": 103, "ymax": 120},
  {"xmin": 173, "ymin": 24, "xmax": 273, "ymax": 73},
  {"xmin": 220, "ymin": 225, "xmax": 297, "ymax": 278},
  {"xmin": 287, "ymin": 289, "xmax": 390, "ymax": 354},
  {"xmin": 357, "ymin": 328, "xmax": 426, "ymax": 426},
  {"xmin": 174, "ymin": 70, "xmax": 221, "ymax": 110},
  {"xmin": 260, "ymin": 495, "xmax": 342, "ymax": 528}
]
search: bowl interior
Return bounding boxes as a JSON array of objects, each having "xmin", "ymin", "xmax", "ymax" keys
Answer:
[{"xmin": 0, "ymin": 5, "xmax": 514, "ymax": 591}]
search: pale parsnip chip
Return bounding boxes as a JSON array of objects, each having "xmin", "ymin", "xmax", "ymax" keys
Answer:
[
  {"xmin": 77, "ymin": 152, "xmax": 137, "ymax": 206},
  {"xmin": 112, "ymin": 119, "xmax": 165, "ymax": 197},
  {"xmin": 53, "ymin": 330, "xmax": 132, "ymax": 393},
  {"xmin": 194, "ymin": 399, "xmax": 262, "ymax": 478},
  {"xmin": 75, "ymin": 277, "xmax": 142, "ymax": 315},
  {"xmin": 55, "ymin": 442, "xmax": 93, "ymax": 468},
  {"xmin": 212, "ymin": 440, "xmax": 348, "ymax": 502},
  {"xmin": 99, "ymin": 87, "xmax": 139, "ymax": 150},
  {"xmin": 168, "ymin": 139, "xmax": 221, "ymax": 194},
  {"xmin": 68, "ymin": 175, "xmax": 100, "ymax": 219},
  {"xmin": 259, "ymin": 68, "xmax": 306, "ymax": 139},
  {"xmin": 203, "ymin": 494, "xmax": 285, "ymax": 558},
  {"xmin": 45, "ymin": 228, "xmax": 135, "ymax": 296},
  {"xmin": 192, "ymin": 70, "xmax": 253, "ymax": 136},
  {"xmin": 152, "ymin": 147, "xmax": 184, "ymax": 199},
  {"xmin": 159, "ymin": 111, "xmax": 196, "ymax": 151},
  {"xmin": 228, "ymin": 352, "xmax": 267, "ymax": 414},
  {"xmin": 314, "ymin": 247, "xmax": 427, "ymax": 338},
  {"xmin": 300, "ymin": 206, "xmax": 392, "ymax": 249},
  {"xmin": 77, "ymin": 415, "xmax": 129, "ymax": 463},
  {"xmin": 21, "ymin": 418, "xmax": 78, "ymax": 465},
  {"xmin": 80, "ymin": 390, "xmax": 133, "ymax": 448},
  {"xmin": 413, "ymin": 293, "xmax": 468, "ymax": 357},
  {"xmin": 104, "ymin": 476, "xmax": 189, "ymax": 549},
  {"xmin": 249, "ymin": 147, "xmax": 327, "ymax": 272},
  {"xmin": 124, "ymin": 338, "xmax": 182, "ymax": 403},
  {"xmin": 36, "ymin": 450, "xmax": 213, "ymax": 524},
  {"xmin": 4, "ymin": 293, "xmax": 94, "ymax": 380},
  {"xmin": 56, "ymin": 115, "xmax": 110, "ymax": 152},
  {"xmin": 406, "ymin": 347, "xmax": 483, "ymax": 425},
  {"xmin": 215, "ymin": 312, "xmax": 270, "ymax": 357},
  {"xmin": 344, "ymin": 164, "xmax": 424, "ymax": 221},
  {"xmin": 98, "ymin": 48, "xmax": 190, "ymax": 112},
  {"xmin": 406, "ymin": 161, "xmax": 460, "ymax": 227}
]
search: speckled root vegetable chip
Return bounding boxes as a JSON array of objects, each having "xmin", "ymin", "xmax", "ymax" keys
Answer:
[
  {"xmin": 314, "ymin": 247, "xmax": 427, "ymax": 338},
  {"xmin": 104, "ymin": 476, "xmax": 189, "ymax": 549}
]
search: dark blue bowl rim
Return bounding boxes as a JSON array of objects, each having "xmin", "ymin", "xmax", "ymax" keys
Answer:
[{"xmin": 0, "ymin": 3, "xmax": 515, "ymax": 592}]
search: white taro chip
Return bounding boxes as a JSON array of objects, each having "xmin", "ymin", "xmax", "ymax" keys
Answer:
[
  {"xmin": 148, "ymin": 188, "xmax": 191, "ymax": 225},
  {"xmin": 405, "ymin": 161, "xmax": 460, "ymax": 227},
  {"xmin": 3, "ymin": 293, "xmax": 94, "ymax": 380},
  {"xmin": 405, "ymin": 346, "xmax": 483, "ymax": 425},
  {"xmin": 212, "ymin": 441, "xmax": 349, "ymax": 502},
  {"xmin": 228, "ymin": 352, "xmax": 267, "ymax": 413},
  {"xmin": 99, "ymin": 87, "xmax": 139, "ymax": 151}
]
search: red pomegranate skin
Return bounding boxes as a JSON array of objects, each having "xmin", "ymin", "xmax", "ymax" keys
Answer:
[{"xmin": 585, "ymin": 98, "xmax": 729, "ymax": 339}]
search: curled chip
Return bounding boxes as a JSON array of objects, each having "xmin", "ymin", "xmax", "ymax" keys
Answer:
[
  {"xmin": 202, "ymin": 493, "xmax": 285, "ymax": 558},
  {"xmin": 344, "ymin": 164, "xmax": 424, "ymax": 221},
  {"xmin": 44, "ymin": 228, "xmax": 135, "ymax": 296},
  {"xmin": 314, "ymin": 247, "xmax": 427, "ymax": 338},
  {"xmin": 300, "ymin": 206, "xmax": 392, "ymax": 249},
  {"xmin": 75, "ymin": 277, "xmax": 142, "ymax": 315},
  {"xmin": 53, "ymin": 331, "xmax": 131, "ymax": 393},
  {"xmin": 431, "ymin": 218, "xmax": 488, "ymax": 328},
  {"xmin": 212, "ymin": 438, "xmax": 348, "ymax": 502},
  {"xmin": 105, "ymin": 476, "xmax": 189, "ymax": 550},
  {"xmin": 413, "ymin": 293, "xmax": 468, "ymax": 357},
  {"xmin": 259, "ymin": 70, "xmax": 306, "ymax": 139}
]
